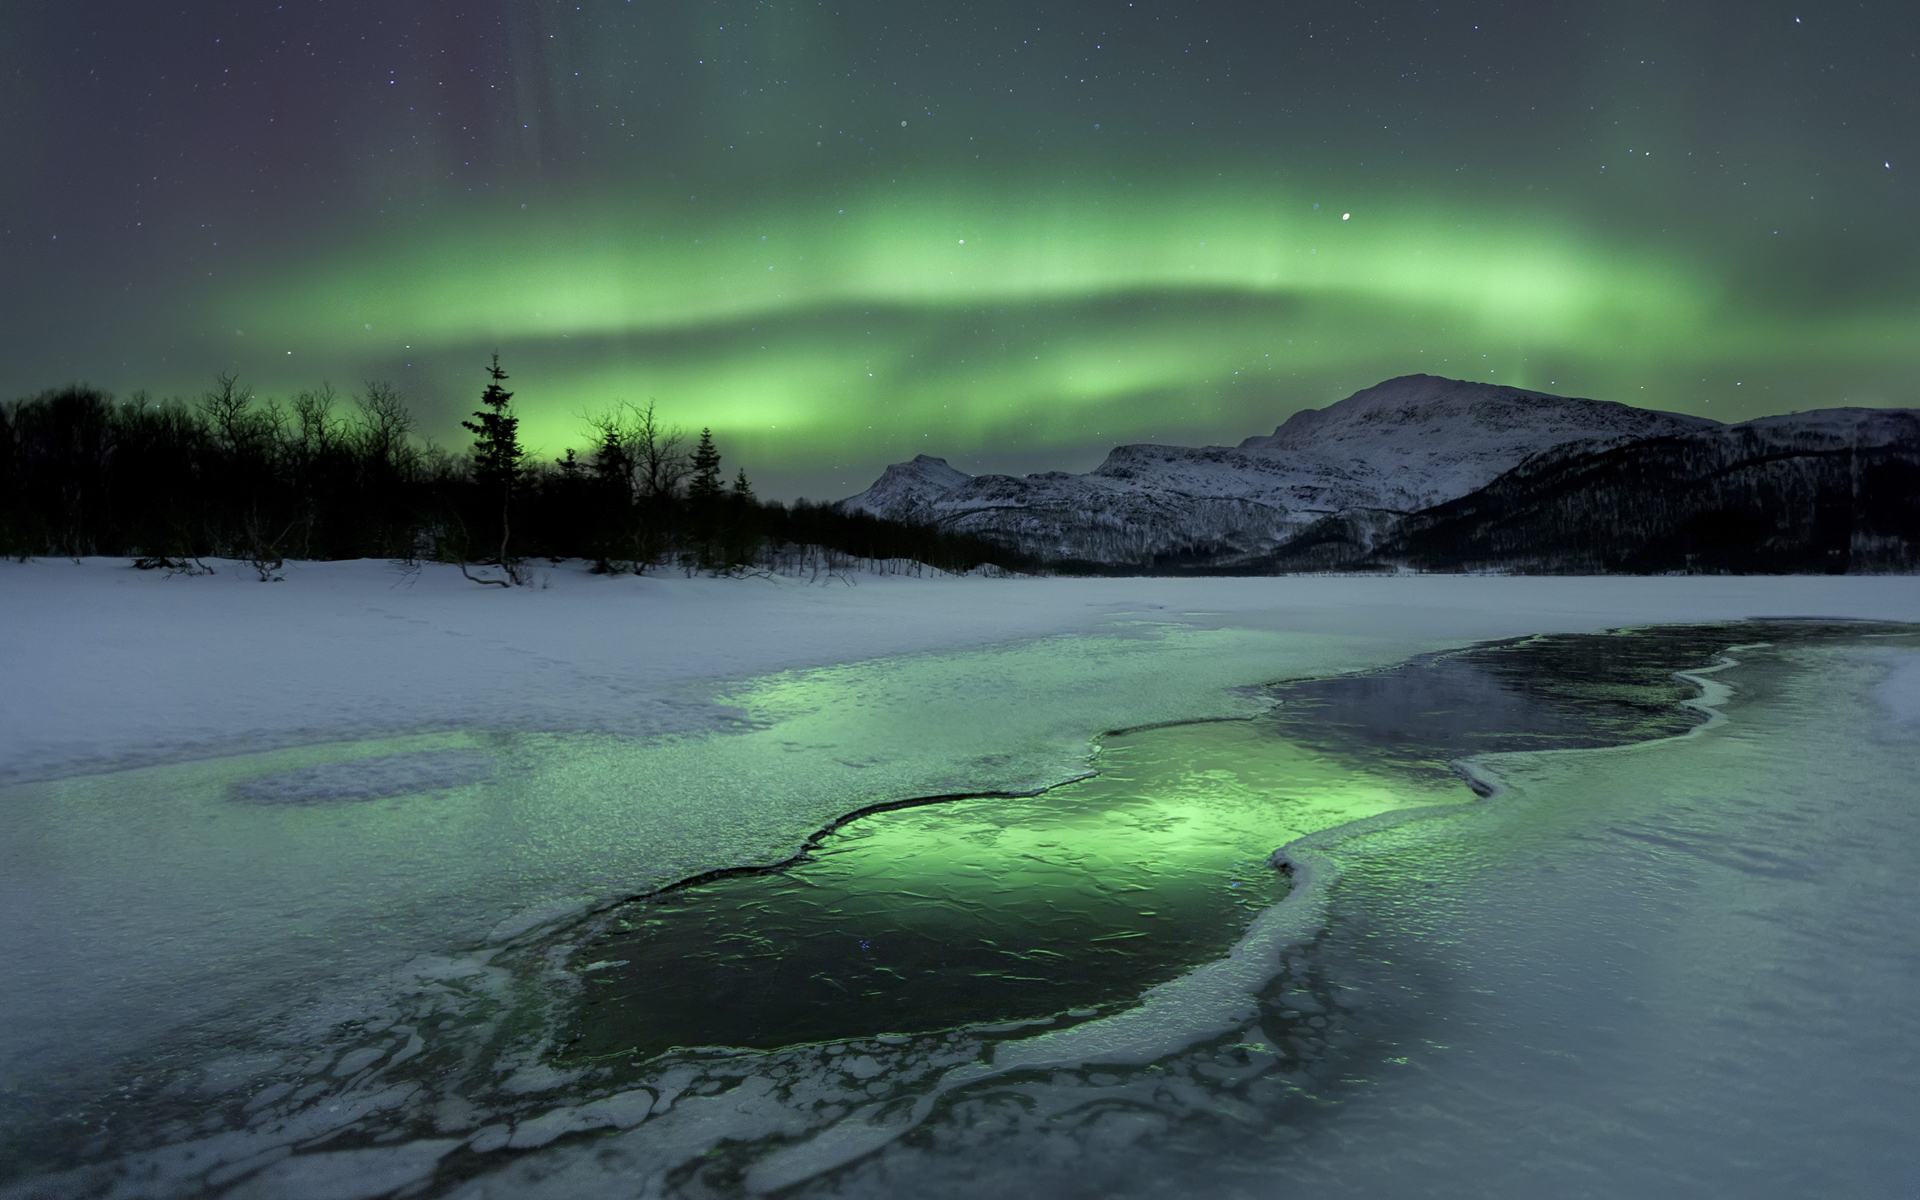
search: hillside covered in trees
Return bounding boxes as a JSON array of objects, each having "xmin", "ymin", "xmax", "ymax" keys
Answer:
[
  {"xmin": 0, "ymin": 366, "xmax": 1034, "ymax": 580},
  {"xmin": 1250, "ymin": 409, "xmax": 1920, "ymax": 575}
]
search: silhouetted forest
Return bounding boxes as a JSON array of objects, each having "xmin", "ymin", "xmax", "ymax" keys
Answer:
[
  {"xmin": 0, "ymin": 369, "xmax": 1036, "ymax": 581},
  {"xmin": 10, "ymin": 368, "xmax": 1915, "ymax": 580}
]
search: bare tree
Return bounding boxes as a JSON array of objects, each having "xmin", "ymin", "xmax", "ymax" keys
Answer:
[
  {"xmin": 199, "ymin": 372, "xmax": 283, "ymax": 456},
  {"xmin": 198, "ymin": 372, "xmax": 251, "ymax": 449},
  {"xmin": 583, "ymin": 407, "xmax": 638, "ymax": 503},
  {"xmin": 291, "ymin": 383, "xmax": 340, "ymax": 457},
  {"xmin": 240, "ymin": 507, "xmax": 294, "ymax": 581},
  {"xmin": 287, "ymin": 384, "xmax": 341, "ymax": 558},
  {"xmin": 630, "ymin": 400, "xmax": 688, "ymax": 500},
  {"xmin": 582, "ymin": 400, "xmax": 687, "ymax": 499},
  {"xmin": 355, "ymin": 380, "xmax": 416, "ymax": 474}
]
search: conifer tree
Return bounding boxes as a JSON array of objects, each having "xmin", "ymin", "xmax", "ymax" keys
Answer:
[
  {"xmin": 688, "ymin": 427, "xmax": 722, "ymax": 503},
  {"xmin": 731, "ymin": 467, "xmax": 754, "ymax": 504},
  {"xmin": 462, "ymin": 355, "xmax": 521, "ymax": 493},
  {"xmin": 458, "ymin": 354, "xmax": 525, "ymax": 582},
  {"xmin": 588, "ymin": 416, "xmax": 632, "ymax": 500}
]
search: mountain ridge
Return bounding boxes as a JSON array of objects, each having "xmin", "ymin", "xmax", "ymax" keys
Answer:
[{"xmin": 841, "ymin": 375, "xmax": 1725, "ymax": 567}]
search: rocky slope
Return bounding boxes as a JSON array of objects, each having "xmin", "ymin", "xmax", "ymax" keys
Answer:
[{"xmin": 1335, "ymin": 407, "xmax": 1920, "ymax": 574}]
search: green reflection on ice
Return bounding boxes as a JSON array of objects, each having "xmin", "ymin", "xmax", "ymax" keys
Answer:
[{"xmin": 569, "ymin": 717, "xmax": 1457, "ymax": 1058}]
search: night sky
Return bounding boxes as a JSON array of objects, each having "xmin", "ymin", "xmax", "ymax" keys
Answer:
[{"xmin": 5, "ymin": 2, "xmax": 1915, "ymax": 498}]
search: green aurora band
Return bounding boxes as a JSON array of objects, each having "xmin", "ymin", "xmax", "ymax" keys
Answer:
[
  {"xmin": 199, "ymin": 173, "xmax": 1915, "ymax": 491},
  {"xmin": 11, "ymin": 1, "xmax": 1917, "ymax": 498}
]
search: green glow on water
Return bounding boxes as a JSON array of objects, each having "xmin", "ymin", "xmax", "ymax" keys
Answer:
[
  {"xmin": 572, "ymin": 717, "xmax": 1459, "ymax": 1057},
  {"xmin": 575, "ymin": 622, "xmax": 1860, "ymax": 1057}
]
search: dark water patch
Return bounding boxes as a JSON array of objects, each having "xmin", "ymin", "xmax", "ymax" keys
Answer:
[
  {"xmin": 563, "ymin": 750, "xmax": 1304, "ymax": 1060},
  {"xmin": 783, "ymin": 629, "xmax": 1920, "ymax": 1200},
  {"xmin": 1258, "ymin": 621, "xmax": 1909, "ymax": 786},
  {"xmin": 227, "ymin": 749, "xmax": 496, "ymax": 805},
  {"xmin": 565, "ymin": 623, "xmax": 1908, "ymax": 1064}
]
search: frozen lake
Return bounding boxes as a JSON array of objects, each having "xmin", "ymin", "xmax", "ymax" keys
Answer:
[
  {"xmin": 2, "ymin": 562, "xmax": 1916, "ymax": 1198},
  {"xmin": 566, "ymin": 623, "xmax": 1765, "ymax": 1060},
  {"xmin": 807, "ymin": 632, "xmax": 1920, "ymax": 1199}
]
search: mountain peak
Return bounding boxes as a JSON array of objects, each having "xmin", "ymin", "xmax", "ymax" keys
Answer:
[
  {"xmin": 840, "ymin": 375, "xmax": 1731, "ymax": 565},
  {"xmin": 1241, "ymin": 375, "xmax": 1717, "ymax": 451},
  {"xmin": 841, "ymin": 454, "xmax": 972, "ymax": 522}
]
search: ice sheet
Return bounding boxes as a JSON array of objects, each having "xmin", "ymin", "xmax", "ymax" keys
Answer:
[
  {"xmin": 789, "ymin": 642, "xmax": 1920, "ymax": 1199},
  {"xmin": 4, "ymin": 560, "xmax": 1918, "ymax": 1199},
  {"xmin": 1874, "ymin": 646, "xmax": 1920, "ymax": 724},
  {"xmin": 226, "ymin": 749, "xmax": 498, "ymax": 804}
]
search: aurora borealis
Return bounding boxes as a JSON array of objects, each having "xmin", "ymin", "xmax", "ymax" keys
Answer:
[{"xmin": 5, "ymin": 2, "xmax": 1916, "ymax": 498}]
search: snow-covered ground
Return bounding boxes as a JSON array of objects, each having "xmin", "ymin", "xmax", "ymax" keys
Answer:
[
  {"xmin": 2, "ymin": 559, "xmax": 1917, "ymax": 1199},
  {"xmin": 9, "ymin": 558, "xmax": 1917, "ymax": 789}
]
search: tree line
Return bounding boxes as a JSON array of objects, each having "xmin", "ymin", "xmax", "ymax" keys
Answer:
[{"xmin": 0, "ymin": 360, "xmax": 1036, "ymax": 581}]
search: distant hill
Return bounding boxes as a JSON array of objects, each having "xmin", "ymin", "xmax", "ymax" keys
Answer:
[
  {"xmin": 841, "ymin": 376, "xmax": 1920, "ymax": 574},
  {"xmin": 1322, "ymin": 408, "xmax": 1920, "ymax": 574},
  {"xmin": 838, "ymin": 374, "xmax": 1711, "ymax": 568}
]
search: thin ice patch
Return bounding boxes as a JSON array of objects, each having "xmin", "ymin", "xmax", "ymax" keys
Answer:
[
  {"xmin": 1873, "ymin": 648, "xmax": 1920, "ymax": 726},
  {"xmin": 227, "ymin": 750, "xmax": 495, "ymax": 805},
  {"xmin": 221, "ymin": 1139, "xmax": 460, "ymax": 1200}
]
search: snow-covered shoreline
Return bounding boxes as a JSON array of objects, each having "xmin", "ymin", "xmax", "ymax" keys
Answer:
[{"xmin": 6, "ymin": 557, "xmax": 1919, "ymax": 789}]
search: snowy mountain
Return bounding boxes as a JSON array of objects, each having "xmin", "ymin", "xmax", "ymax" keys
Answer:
[
  {"xmin": 840, "ymin": 454, "xmax": 973, "ymax": 525},
  {"xmin": 841, "ymin": 375, "xmax": 1718, "ymax": 567},
  {"xmin": 1339, "ymin": 406, "xmax": 1920, "ymax": 574}
]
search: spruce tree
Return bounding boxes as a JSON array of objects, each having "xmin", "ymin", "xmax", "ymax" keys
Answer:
[
  {"xmin": 458, "ymin": 354, "xmax": 525, "ymax": 581},
  {"xmin": 730, "ymin": 467, "xmax": 754, "ymax": 504},
  {"xmin": 688, "ymin": 427, "xmax": 722, "ymax": 503},
  {"xmin": 589, "ymin": 416, "xmax": 632, "ymax": 500},
  {"xmin": 462, "ymin": 355, "xmax": 521, "ymax": 494}
]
